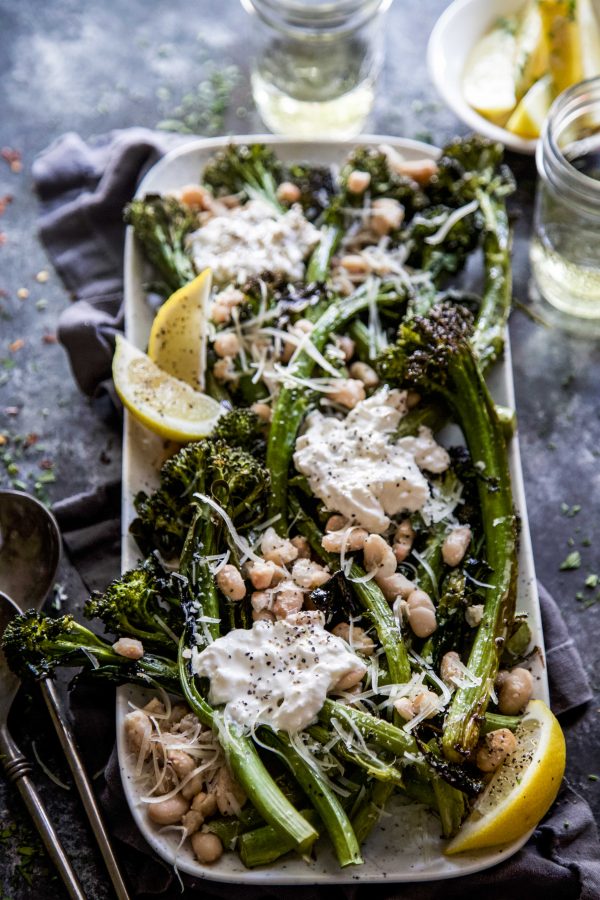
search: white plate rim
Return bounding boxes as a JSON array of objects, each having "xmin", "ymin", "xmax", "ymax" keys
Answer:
[{"xmin": 119, "ymin": 134, "xmax": 547, "ymax": 884}]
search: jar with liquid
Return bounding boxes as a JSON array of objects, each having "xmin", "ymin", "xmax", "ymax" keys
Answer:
[
  {"xmin": 531, "ymin": 77, "xmax": 600, "ymax": 320},
  {"xmin": 241, "ymin": 0, "xmax": 393, "ymax": 139}
]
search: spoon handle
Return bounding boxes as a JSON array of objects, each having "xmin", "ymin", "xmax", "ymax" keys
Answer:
[
  {"xmin": 0, "ymin": 724, "xmax": 86, "ymax": 900},
  {"xmin": 41, "ymin": 680, "xmax": 131, "ymax": 900}
]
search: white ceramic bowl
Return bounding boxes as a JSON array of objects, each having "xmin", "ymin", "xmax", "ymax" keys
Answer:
[{"xmin": 427, "ymin": 0, "xmax": 537, "ymax": 155}]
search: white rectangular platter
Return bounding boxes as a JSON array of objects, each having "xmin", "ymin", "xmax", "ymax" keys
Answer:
[{"xmin": 118, "ymin": 135, "xmax": 548, "ymax": 885}]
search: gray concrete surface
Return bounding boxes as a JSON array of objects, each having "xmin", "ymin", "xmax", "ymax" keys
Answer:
[{"xmin": 0, "ymin": 0, "xmax": 598, "ymax": 897}]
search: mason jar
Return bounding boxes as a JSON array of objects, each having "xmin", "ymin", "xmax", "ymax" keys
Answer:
[
  {"xmin": 530, "ymin": 77, "xmax": 600, "ymax": 320},
  {"xmin": 240, "ymin": 0, "xmax": 393, "ymax": 139}
]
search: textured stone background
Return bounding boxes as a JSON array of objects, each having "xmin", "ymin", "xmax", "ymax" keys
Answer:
[{"xmin": 0, "ymin": 0, "xmax": 598, "ymax": 897}]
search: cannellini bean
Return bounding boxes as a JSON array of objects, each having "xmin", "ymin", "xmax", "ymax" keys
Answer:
[
  {"xmin": 216, "ymin": 564, "xmax": 246, "ymax": 601},
  {"xmin": 180, "ymin": 184, "xmax": 213, "ymax": 211},
  {"xmin": 182, "ymin": 774, "xmax": 205, "ymax": 800},
  {"xmin": 213, "ymin": 357, "xmax": 238, "ymax": 384},
  {"xmin": 182, "ymin": 809, "xmax": 204, "ymax": 834},
  {"xmin": 497, "ymin": 667, "xmax": 534, "ymax": 715},
  {"xmin": 252, "ymin": 608, "xmax": 275, "ymax": 623},
  {"xmin": 216, "ymin": 286, "xmax": 245, "ymax": 309},
  {"xmin": 370, "ymin": 197, "xmax": 404, "ymax": 236},
  {"xmin": 291, "ymin": 559, "xmax": 330, "ymax": 590},
  {"xmin": 465, "ymin": 604, "xmax": 484, "ymax": 627},
  {"xmin": 147, "ymin": 794, "xmax": 189, "ymax": 826},
  {"xmin": 349, "ymin": 361, "xmax": 379, "ymax": 388},
  {"xmin": 325, "ymin": 514, "xmax": 348, "ymax": 532},
  {"xmin": 273, "ymin": 582, "xmax": 304, "ymax": 619},
  {"xmin": 442, "ymin": 525, "xmax": 471, "ymax": 567},
  {"xmin": 375, "ymin": 571, "xmax": 415, "ymax": 602},
  {"xmin": 291, "ymin": 535, "xmax": 311, "ymax": 558},
  {"xmin": 261, "ymin": 527, "xmax": 299, "ymax": 566},
  {"xmin": 191, "ymin": 831, "xmax": 223, "ymax": 864},
  {"xmin": 347, "ymin": 169, "xmax": 371, "ymax": 194},
  {"xmin": 363, "ymin": 534, "xmax": 397, "ymax": 578},
  {"xmin": 191, "ymin": 791, "xmax": 218, "ymax": 816},
  {"xmin": 210, "ymin": 302, "xmax": 231, "ymax": 324},
  {"xmin": 334, "ymin": 666, "xmax": 366, "ymax": 692},
  {"xmin": 393, "ymin": 157, "xmax": 438, "ymax": 185},
  {"xmin": 412, "ymin": 690, "xmax": 440, "ymax": 718},
  {"xmin": 476, "ymin": 728, "xmax": 518, "ymax": 773},
  {"xmin": 169, "ymin": 704, "xmax": 188, "ymax": 724},
  {"xmin": 247, "ymin": 559, "xmax": 278, "ymax": 591},
  {"xmin": 143, "ymin": 697, "xmax": 165, "ymax": 716},
  {"xmin": 250, "ymin": 591, "xmax": 272, "ymax": 614},
  {"xmin": 213, "ymin": 332, "xmax": 240, "ymax": 358},
  {"xmin": 440, "ymin": 651, "xmax": 463, "ymax": 686},
  {"xmin": 124, "ymin": 709, "xmax": 151, "ymax": 757},
  {"xmin": 321, "ymin": 527, "xmax": 368, "ymax": 553},
  {"xmin": 332, "ymin": 622, "xmax": 375, "ymax": 655},
  {"xmin": 335, "ymin": 335, "xmax": 355, "ymax": 362},
  {"xmin": 113, "ymin": 638, "xmax": 144, "ymax": 660},
  {"xmin": 251, "ymin": 401, "xmax": 271, "ymax": 422},
  {"xmin": 406, "ymin": 589, "xmax": 437, "ymax": 638},
  {"xmin": 392, "ymin": 519, "xmax": 415, "ymax": 563},
  {"xmin": 327, "ymin": 378, "xmax": 366, "ymax": 409},
  {"xmin": 339, "ymin": 254, "xmax": 370, "ymax": 274},
  {"xmin": 406, "ymin": 389, "xmax": 421, "ymax": 409},
  {"xmin": 167, "ymin": 750, "xmax": 196, "ymax": 779},
  {"xmin": 393, "ymin": 697, "xmax": 414, "ymax": 720},
  {"xmin": 276, "ymin": 181, "xmax": 301, "ymax": 204}
]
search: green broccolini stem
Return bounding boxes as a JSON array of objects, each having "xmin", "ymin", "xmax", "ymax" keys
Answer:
[
  {"xmin": 258, "ymin": 729, "xmax": 363, "ymax": 867},
  {"xmin": 306, "ymin": 223, "xmax": 341, "ymax": 282},
  {"xmin": 320, "ymin": 700, "xmax": 420, "ymax": 760},
  {"xmin": 471, "ymin": 192, "xmax": 512, "ymax": 372},
  {"xmin": 426, "ymin": 740, "xmax": 466, "ymax": 838},
  {"xmin": 481, "ymin": 712, "xmax": 521, "ymax": 734},
  {"xmin": 308, "ymin": 725, "xmax": 406, "ymax": 787},
  {"xmin": 238, "ymin": 810, "xmax": 320, "ymax": 868},
  {"xmin": 351, "ymin": 782, "xmax": 395, "ymax": 845}
]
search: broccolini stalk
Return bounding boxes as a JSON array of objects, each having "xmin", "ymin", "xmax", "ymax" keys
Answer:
[
  {"xmin": 308, "ymin": 725, "xmax": 406, "ymax": 788},
  {"xmin": 266, "ymin": 283, "xmax": 400, "ymax": 531},
  {"xmin": 238, "ymin": 810, "xmax": 320, "ymax": 868},
  {"xmin": 378, "ymin": 304, "xmax": 517, "ymax": 761},
  {"xmin": 425, "ymin": 740, "xmax": 466, "ymax": 838},
  {"xmin": 289, "ymin": 494, "xmax": 411, "ymax": 684},
  {"xmin": 351, "ymin": 781, "xmax": 395, "ymax": 846},
  {"xmin": 124, "ymin": 195, "xmax": 197, "ymax": 296},
  {"xmin": 258, "ymin": 729, "xmax": 363, "ymax": 867}
]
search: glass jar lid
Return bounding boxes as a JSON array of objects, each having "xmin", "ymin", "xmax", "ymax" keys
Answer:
[{"xmin": 241, "ymin": 0, "xmax": 393, "ymax": 35}]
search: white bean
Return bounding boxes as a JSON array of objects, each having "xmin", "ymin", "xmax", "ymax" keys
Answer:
[
  {"xmin": 191, "ymin": 791, "xmax": 218, "ymax": 816},
  {"xmin": 334, "ymin": 665, "xmax": 366, "ymax": 692},
  {"xmin": 247, "ymin": 559, "xmax": 278, "ymax": 591},
  {"xmin": 327, "ymin": 378, "xmax": 366, "ymax": 409},
  {"xmin": 498, "ymin": 667, "xmax": 533, "ymax": 715},
  {"xmin": 440, "ymin": 650, "xmax": 463, "ymax": 686},
  {"xmin": 167, "ymin": 750, "xmax": 196, "ymax": 779},
  {"xmin": 113, "ymin": 638, "xmax": 144, "ymax": 660},
  {"xmin": 124, "ymin": 709, "xmax": 151, "ymax": 757},
  {"xmin": 370, "ymin": 197, "xmax": 404, "ymax": 236},
  {"xmin": 375, "ymin": 571, "xmax": 415, "ymax": 602},
  {"xmin": 393, "ymin": 697, "xmax": 415, "ymax": 720},
  {"xmin": 476, "ymin": 728, "xmax": 517, "ymax": 773},
  {"xmin": 442, "ymin": 525, "xmax": 471, "ymax": 567},
  {"xmin": 363, "ymin": 534, "xmax": 397, "ymax": 578},
  {"xmin": 273, "ymin": 582, "xmax": 304, "ymax": 619},
  {"xmin": 182, "ymin": 774, "xmax": 205, "ymax": 800},
  {"xmin": 406, "ymin": 589, "xmax": 437, "ymax": 638},
  {"xmin": 339, "ymin": 254, "xmax": 370, "ymax": 274},
  {"xmin": 325, "ymin": 514, "xmax": 348, "ymax": 533},
  {"xmin": 213, "ymin": 357, "xmax": 238, "ymax": 384},
  {"xmin": 213, "ymin": 332, "xmax": 240, "ymax": 358},
  {"xmin": 346, "ymin": 169, "xmax": 371, "ymax": 194},
  {"xmin": 251, "ymin": 402, "xmax": 271, "ymax": 422},
  {"xmin": 276, "ymin": 181, "xmax": 301, "ymax": 204},
  {"xmin": 147, "ymin": 794, "xmax": 189, "ymax": 826},
  {"xmin": 332, "ymin": 622, "xmax": 375, "ymax": 655},
  {"xmin": 216, "ymin": 564, "xmax": 246, "ymax": 601},
  {"xmin": 392, "ymin": 519, "xmax": 415, "ymax": 563},
  {"xmin": 335, "ymin": 335, "xmax": 355, "ymax": 362},
  {"xmin": 261, "ymin": 527, "xmax": 299, "ymax": 566},
  {"xmin": 412, "ymin": 690, "xmax": 440, "ymax": 718},
  {"xmin": 210, "ymin": 302, "xmax": 231, "ymax": 324},
  {"xmin": 291, "ymin": 559, "xmax": 330, "ymax": 590},
  {"xmin": 191, "ymin": 831, "xmax": 223, "ymax": 864},
  {"xmin": 349, "ymin": 361, "xmax": 379, "ymax": 388},
  {"xmin": 182, "ymin": 809, "xmax": 204, "ymax": 834},
  {"xmin": 290, "ymin": 535, "xmax": 311, "ymax": 558},
  {"xmin": 321, "ymin": 527, "xmax": 368, "ymax": 553}
]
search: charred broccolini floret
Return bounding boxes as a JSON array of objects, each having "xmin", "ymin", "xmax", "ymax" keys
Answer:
[
  {"xmin": 378, "ymin": 304, "xmax": 518, "ymax": 762},
  {"xmin": 2, "ymin": 610, "xmax": 180, "ymax": 691},
  {"xmin": 124, "ymin": 194, "xmax": 197, "ymax": 295},
  {"xmin": 201, "ymin": 143, "xmax": 284, "ymax": 210}
]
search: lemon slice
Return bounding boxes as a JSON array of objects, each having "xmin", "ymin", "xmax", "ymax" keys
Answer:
[
  {"xmin": 539, "ymin": 0, "xmax": 583, "ymax": 94},
  {"xmin": 445, "ymin": 699, "xmax": 566, "ymax": 854},
  {"xmin": 506, "ymin": 75, "xmax": 554, "ymax": 139},
  {"xmin": 578, "ymin": 0, "xmax": 600, "ymax": 79},
  {"xmin": 514, "ymin": 1, "xmax": 549, "ymax": 99},
  {"xmin": 148, "ymin": 269, "xmax": 212, "ymax": 390},
  {"xmin": 113, "ymin": 335, "xmax": 222, "ymax": 442},
  {"xmin": 462, "ymin": 25, "xmax": 518, "ymax": 125}
]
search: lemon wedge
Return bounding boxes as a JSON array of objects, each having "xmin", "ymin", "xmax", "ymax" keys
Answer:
[
  {"xmin": 462, "ymin": 26, "xmax": 518, "ymax": 125},
  {"xmin": 113, "ymin": 335, "xmax": 222, "ymax": 442},
  {"xmin": 539, "ymin": 0, "xmax": 583, "ymax": 94},
  {"xmin": 445, "ymin": 699, "xmax": 566, "ymax": 855},
  {"xmin": 578, "ymin": 0, "xmax": 600, "ymax": 79},
  {"xmin": 506, "ymin": 75, "xmax": 554, "ymax": 139},
  {"xmin": 514, "ymin": 1, "xmax": 549, "ymax": 99},
  {"xmin": 148, "ymin": 269, "xmax": 212, "ymax": 390}
]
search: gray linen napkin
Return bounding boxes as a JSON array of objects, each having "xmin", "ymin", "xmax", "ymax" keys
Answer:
[{"xmin": 37, "ymin": 131, "xmax": 600, "ymax": 899}]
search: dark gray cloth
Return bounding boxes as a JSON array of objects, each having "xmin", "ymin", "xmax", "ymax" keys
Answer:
[{"xmin": 37, "ymin": 131, "xmax": 600, "ymax": 898}]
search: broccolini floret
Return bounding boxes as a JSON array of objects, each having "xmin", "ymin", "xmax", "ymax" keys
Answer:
[
  {"xmin": 124, "ymin": 194, "xmax": 197, "ymax": 295},
  {"xmin": 201, "ymin": 143, "xmax": 284, "ymax": 210}
]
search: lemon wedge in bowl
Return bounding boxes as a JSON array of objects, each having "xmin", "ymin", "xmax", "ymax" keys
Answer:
[
  {"xmin": 462, "ymin": 27, "xmax": 518, "ymax": 125},
  {"xmin": 506, "ymin": 75, "xmax": 554, "ymax": 139},
  {"xmin": 148, "ymin": 268, "xmax": 212, "ymax": 390},
  {"xmin": 113, "ymin": 335, "xmax": 222, "ymax": 442},
  {"xmin": 445, "ymin": 699, "xmax": 566, "ymax": 855}
]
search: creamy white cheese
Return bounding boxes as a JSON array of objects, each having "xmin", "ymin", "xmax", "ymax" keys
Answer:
[
  {"xmin": 188, "ymin": 200, "xmax": 320, "ymax": 285},
  {"xmin": 191, "ymin": 614, "xmax": 366, "ymax": 733},
  {"xmin": 293, "ymin": 388, "xmax": 450, "ymax": 534}
]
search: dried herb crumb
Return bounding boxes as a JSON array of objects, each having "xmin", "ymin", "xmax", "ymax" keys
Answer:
[
  {"xmin": 560, "ymin": 551, "xmax": 581, "ymax": 571},
  {"xmin": 585, "ymin": 574, "xmax": 599, "ymax": 588}
]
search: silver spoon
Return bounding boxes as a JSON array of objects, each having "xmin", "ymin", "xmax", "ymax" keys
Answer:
[
  {"xmin": 0, "ymin": 489, "xmax": 130, "ymax": 900},
  {"xmin": 0, "ymin": 590, "xmax": 86, "ymax": 900}
]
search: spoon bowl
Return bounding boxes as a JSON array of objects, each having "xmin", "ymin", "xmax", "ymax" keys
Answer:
[
  {"xmin": 0, "ymin": 490, "xmax": 61, "ymax": 611},
  {"xmin": 0, "ymin": 589, "xmax": 21, "ymax": 717}
]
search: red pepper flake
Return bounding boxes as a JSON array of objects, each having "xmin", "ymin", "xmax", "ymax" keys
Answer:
[
  {"xmin": 42, "ymin": 332, "xmax": 58, "ymax": 344},
  {"xmin": 39, "ymin": 458, "xmax": 54, "ymax": 470},
  {"xmin": 1, "ymin": 148, "xmax": 23, "ymax": 174},
  {"xmin": 0, "ymin": 195, "xmax": 13, "ymax": 216},
  {"xmin": 0, "ymin": 233, "xmax": 6, "ymax": 246},
  {"xmin": 24, "ymin": 433, "xmax": 39, "ymax": 448},
  {"xmin": 9, "ymin": 338, "xmax": 25, "ymax": 352},
  {"xmin": 5, "ymin": 407, "xmax": 20, "ymax": 416}
]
